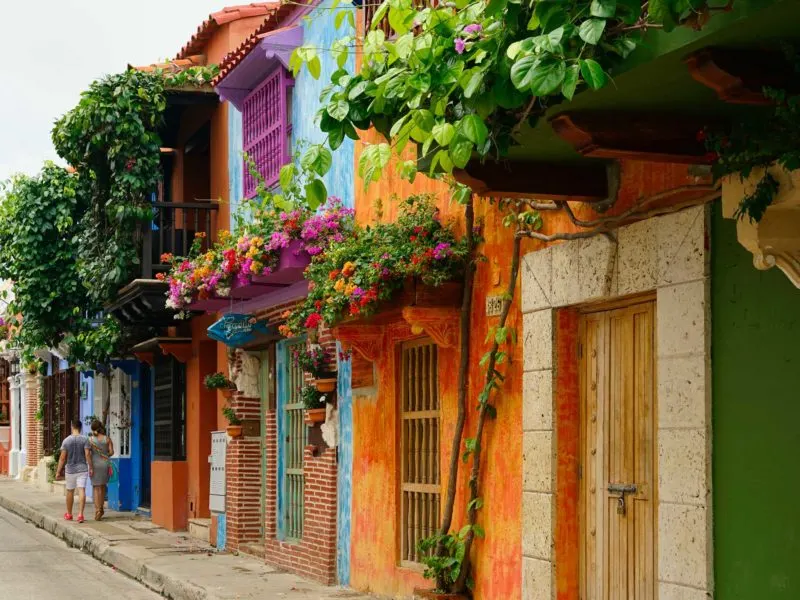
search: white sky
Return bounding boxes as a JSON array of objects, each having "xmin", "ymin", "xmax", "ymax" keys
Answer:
[{"xmin": 0, "ymin": 0, "xmax": 229, "ymax": 181}]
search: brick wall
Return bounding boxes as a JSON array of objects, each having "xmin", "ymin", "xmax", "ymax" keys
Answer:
[
  {"xmin": 224, "ymin": 393, "xmax": 262, "ymax": 550},
  {"xmin": 24, "ymin": 373, "xmax": 42, "ymax": 467}
]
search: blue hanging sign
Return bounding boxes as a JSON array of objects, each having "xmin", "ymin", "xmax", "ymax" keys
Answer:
[{"xmin": 207, "ymin": 314, "xmax": 273, "ymax": 347}]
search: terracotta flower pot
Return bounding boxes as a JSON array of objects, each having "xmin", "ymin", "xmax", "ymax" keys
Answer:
[
  {"xmin": 314, "ymin": 377, "xmax": 337, "ymax": 393},
  {"xmin": 413, "ymin": 589, "xmax": 470, "ymax": 600},
  {"xmin": 304, "ymin": 408, "xmax": 326, "ymax": 426},
  {"xmin": 226, "ymin": 425, "xmax": 243, "ymax": 438},
  {"xmin": 221, "ymin": 388, "xmax": 235, "ymax": 399}
]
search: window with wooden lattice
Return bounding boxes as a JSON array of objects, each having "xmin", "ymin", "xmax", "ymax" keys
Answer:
[
  {"xmin": 399, "ymin": 339, "xmax": 440, "ymax": 566},
  {"xmin": 242, "ymin": 67, "xmax": 293, "ymax": 197}
]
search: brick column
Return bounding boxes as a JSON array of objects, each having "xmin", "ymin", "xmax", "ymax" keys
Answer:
[
  {"xmin": 24, "ymin": 373, "xmax": 42, "ymax": 467},
  {"xmin": 264, "ymin": 443, "xmax": 338, "ymax": 585},
  {"xmin": 224, "ymin": 393, "xmax": 262, "ymax": 551},
  {"xmin": 264, "ymin": 409, "xmax": 278, "ymax": 541}
]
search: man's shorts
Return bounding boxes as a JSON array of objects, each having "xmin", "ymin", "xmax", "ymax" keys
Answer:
[{"xmin": 65, "ymin": 472, "xmax": 88, "ymax": 491}]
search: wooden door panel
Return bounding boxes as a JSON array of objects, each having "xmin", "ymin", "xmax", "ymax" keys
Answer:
[{"xmin": 580, "ymin": 300, "xmax": 656, "ymax": 600}]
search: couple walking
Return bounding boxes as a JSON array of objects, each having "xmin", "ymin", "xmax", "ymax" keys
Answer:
[{"xmin": 54, "ymin": 418, "xmax": 114, "ymax": 523}]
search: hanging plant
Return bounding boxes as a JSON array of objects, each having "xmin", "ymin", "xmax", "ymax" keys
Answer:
[
  {"xmin": 291, "ymin": 0, "xmax": 730, "ymax": 185},
  {"xmin": 703, "ymin": 47, "xmax": 800, "ymax": 222}
]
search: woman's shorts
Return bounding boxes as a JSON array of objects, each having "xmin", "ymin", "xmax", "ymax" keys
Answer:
[{"xmin": 65, "ymin": 472, "xmax": 88, "ymax": 491}]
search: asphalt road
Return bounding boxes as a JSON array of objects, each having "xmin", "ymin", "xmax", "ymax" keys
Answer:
[{"xmin": 0, "ymin": 505, "xmax": 160, "ymax": 600}]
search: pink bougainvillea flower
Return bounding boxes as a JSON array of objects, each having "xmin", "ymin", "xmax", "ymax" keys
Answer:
[
  {"xmin": 464, "ymin": 23, "xmax": 482, "ymax": 34},
  {"xmin": 454, "ymin": 38, "xmax": 466, "ymax": 54}
]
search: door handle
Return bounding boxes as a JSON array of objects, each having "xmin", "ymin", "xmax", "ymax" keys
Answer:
[{"xmin": 608, "ymin": 483, "xmax": 637, "ymax": 515}]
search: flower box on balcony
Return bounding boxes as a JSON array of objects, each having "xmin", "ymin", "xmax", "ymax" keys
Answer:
[{"xmin": 186, "ymin": 241, "xmax": 311, "ymax": 313}]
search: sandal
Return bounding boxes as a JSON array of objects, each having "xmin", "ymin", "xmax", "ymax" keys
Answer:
[
  {"xmin": 76, "ymin": 514, "xmax": 85, "ymax": 523},
  {"xmin": 64, "ymin": 513, "xmax": 73, "ymax": 521}
]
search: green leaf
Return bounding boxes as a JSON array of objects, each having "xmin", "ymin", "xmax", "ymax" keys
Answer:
[
  {"xmin": 278, "ymin": 163, "xmax": 295, "ymax": 190},
  {"xmin": 463, "ymin": 70, "xmax": 485, "ymax": 99},
  {"xmin": 432, "ymin": 122, "xmax": 456, "ymax": 147},
  {"xmin": 449, "ymin": 135, "xmax": 474, "ymax": 169},
  {"xmin": 327, "ymin": 99, "xmax": 350, "ymax": 121},
  {"xmin": 348, "ymin": 80, "xmax": 369, "ymax": 100},
  {"xmin": 458, "ymin": 115, "xmax": 488, "ymax": 146},
  {"xmin": 467, "ymin": 497, "xmax": 484, "ymax": 512},
  {"xmin": 580, "ymin": 59, "xmax": 608, "ymax": 89},
  {"xmin": 307, "ymin": 56, "xmax": 321, "ymax": 79},
  {"xmin": 579, "ymin": 18, "xmax": 606, "ymax": 45},
  {"xmin": 590, "ymin": 0, "xmax": 617, "ymax": 18},
  {"xmin": 394, "ymin": 32, "xmax": 414, "ymax": 60},
  {"xmin": 472, "ymin": 524, "xmax": 485, "ymax": 538},
  {"xmin": 534, "ymin": 2, "xmax": 568, "ymax": 32},
  {"xmin": 328, "ymin": 124, "xmax": 345, "ymax": 150},
  {"xmin": 529, "ymin": 57, "xmax": 566, "ymax": 96},
  {"xmin": 305, "ymin": 179, "xmax": 327, "ymax": 211},
  {"xmin": 510, "ymin": 55, "xmax": 540, "ymax": 91},
  {"xmin": 335, "ymin": 9, "xmax": 347, "ymax": 29},
  {"xmin": 562, "ymin": 63, "xmax": 580, "ymax": 100},
  {"xmin": 412, "ymin": 110, "xmax": 435, "ymax": 134},
  {"xmin": 648, "ymin": 0, "xmax": 677, "ymax": 31}
]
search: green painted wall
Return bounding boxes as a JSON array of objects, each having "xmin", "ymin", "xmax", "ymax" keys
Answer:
[{"xmin": 712, "ymin": 203, "xmax": 800, "ymax": 598}]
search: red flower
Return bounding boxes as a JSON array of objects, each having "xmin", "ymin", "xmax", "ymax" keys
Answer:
[
  {"xmin": 349, "ymin": 304, "xmax": 361, "ymax": 316},
  {"xmin": 328, "ymin": 269, "xmax": 341, "ymax": 280},
  {"xmin": 414, "ymin": 226, "xmax": 423, "ymax": 233},
  {"xmin": 304, "ymin": 312, "xmax": 322, "ymax": 329},
  {"xmin": 160, "ymin": 253, "xmax": 173, "ymax": 263},
  {"xmin": 705, "ymin": 151, "xmax": 719, "ymax": 163},
  {"xmin": 696, "ymin": 129, "xmax": 706, "ymax": 142},
  {"xmin": 155, "ymin": 272, "xmax": 166, "ymax": 281},
  {"xmin": 315, "ymin": 300, "xmax": 323, "ymax": 310},
  {"xmin": 410, "ymin": 235, "xmax": 417, "ymax": 242}
]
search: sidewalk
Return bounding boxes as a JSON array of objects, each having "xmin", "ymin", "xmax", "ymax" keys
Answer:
[{"xmin": 0, "ymin": 479, "xmax": 375, "ymax": 600}]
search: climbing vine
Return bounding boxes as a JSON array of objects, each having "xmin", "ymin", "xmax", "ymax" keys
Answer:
[
  {"xmin": 0, "ymin": 164, "xmax": 87, "ymax": 362},
  {"xmin": 292, "ymin": 0, "xmax": 730, "ymax": 184},
  {"xmin": 1, "ymin": 64, "xmax": 216, "ymax": 366}
]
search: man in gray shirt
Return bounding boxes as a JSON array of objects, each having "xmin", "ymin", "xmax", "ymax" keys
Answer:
[{"xmin": 55, "ymin": 418, "xmax": 93, "ymax": 523}]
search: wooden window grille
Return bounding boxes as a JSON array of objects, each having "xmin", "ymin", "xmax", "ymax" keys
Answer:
[
  {"xmin": 0, "ymin": 359, "xmax": 10, "ymax": 425},
  {"xmin": 43, "ymin": 368, "xmax": 78, "ymax": 455},
  {"xmin": 153, "ymin": 356, "xmax": 186, "ymax": 461},
  {"xmin": 109, "ymin": 368, "xmax": 132, "ymax": 458},
  {"xmin": 242, "ymin": 67, "xmax": 293, "ymax": 197},
  {"xmin": 400, "ymin": 339, "xmax": 440, "ymax": 565},
  {"xmin": 282, "ymin": 339, "xmax": 306, "ymax": 540}
]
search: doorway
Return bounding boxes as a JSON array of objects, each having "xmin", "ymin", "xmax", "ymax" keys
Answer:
[{"xmin": 579, "ymin": 298, "xmax": 656, "ymax": 599}]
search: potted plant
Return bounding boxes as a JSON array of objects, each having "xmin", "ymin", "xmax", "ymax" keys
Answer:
[
  {"xmin": 292, "ymin": 345, "xmax": 337, "ymax": 392},
  {"xmin": 205, "ymin": 372, "xmax": 236, "ymax": 398},
  {"xmin": 223, "ymin": 405, "xmax": 242, "ymax": 437},
  {"xmin": 302, "ymin": 386, "xmax": 327, "ymax": 426}
]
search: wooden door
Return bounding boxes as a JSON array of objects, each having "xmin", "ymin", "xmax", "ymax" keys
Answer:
[{"xmin": 580, "ymin": 299, "xmax": 656, "ymax": 600}]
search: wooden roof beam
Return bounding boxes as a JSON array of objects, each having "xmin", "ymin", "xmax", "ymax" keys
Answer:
[
  {"xmin": 550, "ymin": 111, "xmax": 713, "ymax": 164},
  {"xmin": 453, "ymin": 159, "xmax": 612, "ymax": 202}
]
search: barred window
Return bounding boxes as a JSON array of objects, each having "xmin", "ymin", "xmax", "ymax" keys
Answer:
[{"xmin": 400, "ymin": 339, "xmax": 440, "ymax": 565}]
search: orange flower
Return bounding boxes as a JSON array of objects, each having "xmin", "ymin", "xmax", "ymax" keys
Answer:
[
  {"xmin": 342, "ymin": 261, "xmax": 356, "ymax": 277},
  {"xmin": 155, "ymin": 272, "xmax": 166, "ymax": 281},
  {"xmin": 280, "ymin": 310, "xmax": 292, "ymax": 319},
  {"xmin": 195, "ymin": 231, "xmax": 207, "ymax": 239}
]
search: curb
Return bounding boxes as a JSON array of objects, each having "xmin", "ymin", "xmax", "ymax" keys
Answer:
[{"xmin": 0, "ymin": 493, "xmax": 209, "ymax": 600}]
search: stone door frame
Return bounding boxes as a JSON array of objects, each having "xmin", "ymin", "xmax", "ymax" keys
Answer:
[{"xmin": 521, "ymin": 205, "xmax": 713, "ymax": 600}]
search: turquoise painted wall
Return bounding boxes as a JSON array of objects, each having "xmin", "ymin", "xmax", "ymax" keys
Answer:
[
  {"xmin": 293, "ymin": 4, "xmax": 356, "ymax": 210},
  {"xmin": 228, "ymin": 106, "xmax": 244, "ymax": 229},
  {"xmin": 711, "ymin": 203, "xmax": 800, "ymax": 598},
  {"xmin": 336, "ymin": 344, "xmax": 353, "ymax": 584}
]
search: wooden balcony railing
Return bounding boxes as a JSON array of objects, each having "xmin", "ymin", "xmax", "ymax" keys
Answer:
[{"xmin": 140, "ymin": 201, "xmax": 219, "ymax": 280}]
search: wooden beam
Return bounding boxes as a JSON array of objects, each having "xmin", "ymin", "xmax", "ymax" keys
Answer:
[
  {"xmin": 685, "ymin": 48, "xmax": 797, "ymax": 106},
  {"xmin": 452, "ymin": 159, "xmax": 610, "ymax": 202},
  {"xmin": 550, "ymin": 112, "xmax": 712, "ymax": 164}
]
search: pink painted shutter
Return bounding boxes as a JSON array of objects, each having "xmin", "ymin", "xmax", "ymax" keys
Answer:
[{"xmin": 242, "ymin": 67, "xmax": 292, "ymax": 197}]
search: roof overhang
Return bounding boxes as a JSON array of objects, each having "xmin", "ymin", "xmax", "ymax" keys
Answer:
[{"xmin": 215, "ymin": 26, "xmax": 303, "ymax": 110}]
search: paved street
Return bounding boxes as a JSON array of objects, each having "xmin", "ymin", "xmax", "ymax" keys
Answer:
[{"xmin": 0, "ymin": 505, "xmax": 160, "ymax": 599}]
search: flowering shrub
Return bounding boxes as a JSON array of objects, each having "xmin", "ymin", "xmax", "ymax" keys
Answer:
[
  {"xmin": 280, "ymin": 195, "xmax": 466, "ymax": 337},
  {"xmin": 163, "ymin": 198, "xmax": 354, "ymax": 315}
]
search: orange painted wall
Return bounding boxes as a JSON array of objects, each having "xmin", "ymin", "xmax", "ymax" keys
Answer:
[
  {"xmin": 349, "ymin": 124, "xmax": 712, "ymax": 597},
  {"xmin": 350, "ymin": 131, "xmax": 524, "ymax": 599},
  {"xmin": 151, "ymin": 460, "xmax": 189, "ymax": 531},
  {"xmin": 186, "ymin": 317, "xmax": 219, "ymax": 520}
]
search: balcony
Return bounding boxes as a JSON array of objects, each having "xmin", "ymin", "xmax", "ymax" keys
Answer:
[{"xmin": 108, "ymin": 199, "xmax": 219, "ymax": 329}]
